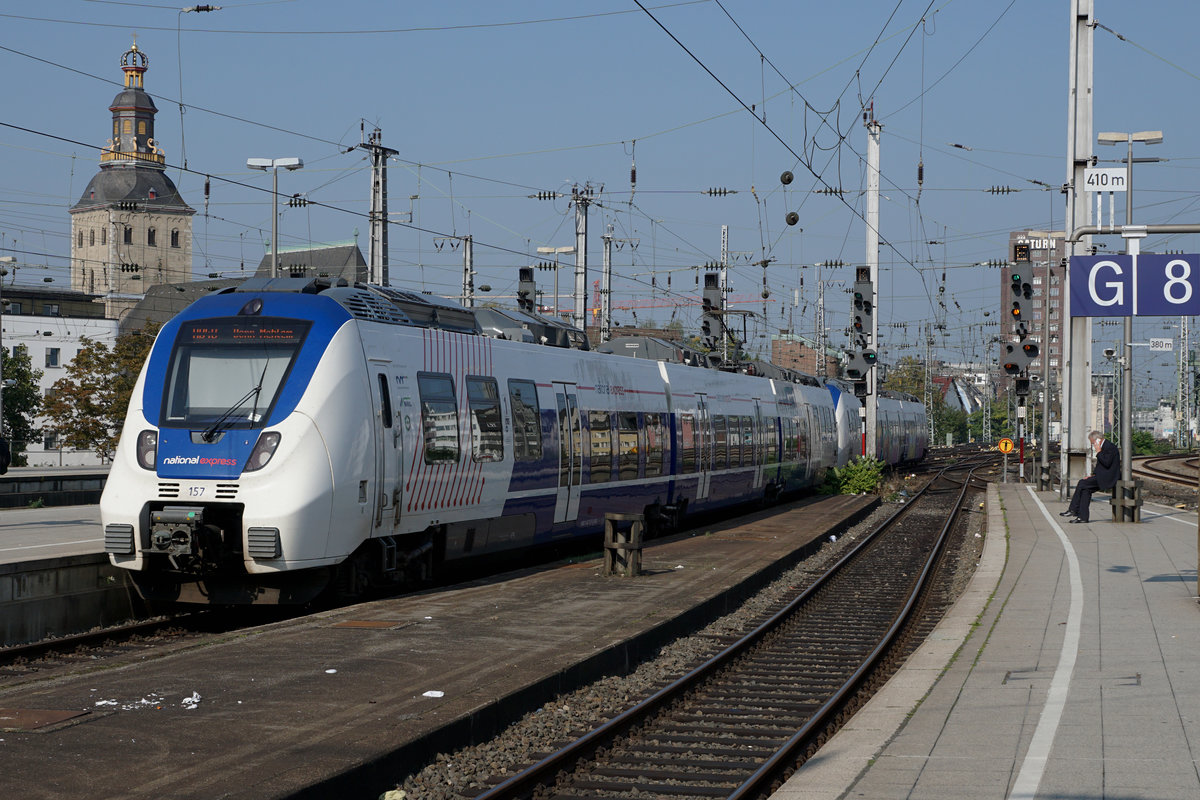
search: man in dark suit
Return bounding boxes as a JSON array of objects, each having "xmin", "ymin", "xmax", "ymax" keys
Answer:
[{"xmin": 1060, "ymin": 430, "xmax": 1120, "ymax": 522}]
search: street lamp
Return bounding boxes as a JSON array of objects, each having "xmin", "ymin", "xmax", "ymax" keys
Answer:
[
  {"xmin": 536, "ymin": 245, "xmax": 576, "ymax": 319},
  {"xmin": 1097, "ymin": 130, "xmax": 1162, "ymax": 499},
  {"xmin": 247, "ymin": 157, "xmax": 304, "ymax": 279}
]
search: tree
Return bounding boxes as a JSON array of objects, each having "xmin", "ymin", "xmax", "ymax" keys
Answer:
[
  {"xmin": 880, "ymin": 355, "xmax": 925, "ymax": 397},
  {"xmin": 43, "ymin": 324, "xmax": 159, "ymax": 461},
  {"xmin": 0, "ymin": 344, "xmax": 43, "ymax": 466}
]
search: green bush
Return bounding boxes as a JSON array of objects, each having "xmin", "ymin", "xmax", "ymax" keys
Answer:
[{"xmin": 822, "ymin": 455, "xmax": 885, "ymax": 495}]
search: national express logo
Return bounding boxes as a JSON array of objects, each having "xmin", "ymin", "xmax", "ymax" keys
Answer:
[{"xmin": 162, "ymin": 455, "xmax": 239, "ymax": 467}]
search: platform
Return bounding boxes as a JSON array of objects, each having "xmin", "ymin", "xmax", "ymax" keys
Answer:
[
  {"xmin": 0, "ymin": 494, "xmax": 875, "ymax": 800},
  {"xmin": 0, "ymin": 465, "xmax": 108, "ymax": 509},
  {"xmin": 0, "ymin": 504, "xmax": 103, "ymax": 563},
  {"xmin": 778, "ymin": 483, "xmax": 1200, "ymax": 800}
]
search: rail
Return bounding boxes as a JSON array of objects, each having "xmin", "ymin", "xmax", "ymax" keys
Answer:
[{"xmin": 474, "ymin": 456, "xmax": 988, "ymax": 800}]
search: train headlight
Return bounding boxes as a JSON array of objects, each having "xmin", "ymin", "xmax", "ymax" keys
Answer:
[
  {"xmin": 244, "ymin": 432, "xmax": 281, "ymax": 472},
  {"xmin": 136, "ymin": 430, "xmax": 158, "ymax": 471}
]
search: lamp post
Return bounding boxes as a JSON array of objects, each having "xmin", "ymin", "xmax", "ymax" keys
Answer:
[
  {"xmin": 1097, "ymin": 130, "xmax": 1162, "ymax": 501},
  {"xmin": 536, "ymin": 246, "xmax": 575, "ymax": 319},
  {"xmin": 247, "ymin": 157, "xmax": 304, "ymax": 279},
  {"xmin": 0, "ymin": 255, "xmax": 11, "ymax": 437}
]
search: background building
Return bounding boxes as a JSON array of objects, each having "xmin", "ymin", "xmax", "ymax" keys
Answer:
[
  {"xmin": 1, "ymin": 285, "xmax": 117, "ymax": 465},
  {"xmin": 68, "ymin": 43, "xmax": 194, "ymax": 321}
]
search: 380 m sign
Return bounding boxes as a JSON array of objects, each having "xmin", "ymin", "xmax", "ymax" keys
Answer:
[{"xmin": 1069, "ymin": 254, "xmax": 1200, "ymax": 317}]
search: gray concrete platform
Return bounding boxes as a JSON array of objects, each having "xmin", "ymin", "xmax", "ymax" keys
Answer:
[
  {"xmin": 0, "ymin": 505, "xmax": 103, "ymax": 564},
  {"xmin": 0, "ymin": 494, "xmax": 875, "ymax": 800},
  {"xmin": 778, "ymin": 483, "xmax": 1200, "ymax": 800}
]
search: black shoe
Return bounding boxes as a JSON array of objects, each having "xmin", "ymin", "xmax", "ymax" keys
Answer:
[
  {"xmin": 1068, "ymin": 518, "xmax": 1087, "ymax": 524},
  {"xmin": 1059, "ymin": 511, "xmax": 1075, "ymax": 517}
]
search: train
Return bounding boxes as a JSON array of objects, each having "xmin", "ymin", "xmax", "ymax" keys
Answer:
[{"xmin": 100, "ymin": 276, "xmax": 927, "ymax": 604}]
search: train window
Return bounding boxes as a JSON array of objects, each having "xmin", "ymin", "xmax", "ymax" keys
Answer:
[
  {"xmin": 765, "ymin": 418, "xmax": 779, "ymax": 464},
  {"xmin": 713, "ymin": 416, "xmax": 728, "ymax": 469},
  {"xmin": 467, "ymin": 376, "xmax": 503, "ymax": 462},
  {"xmin": 377, "ymin": 374, "xmax": 392, "ymax": 429},
  {"xmin": 417, "ymin": 372, "xmax": 460, "ymax": 464},
  {"xmin": 796, "ymin": 414, "xmax": 810, "ymax": 463},
  {"xmin": 680, "ymin": 413, "xmax": 696, "ymax": 474},
  {"xmin": 644, "ymin": 413, "xmax": 665, "ymax": 478},
  {"xmin": 742, "ymin": 415, "xmax": 755, "ymax": 466},
  {"xmin": 508, "ymin": 379, "xmax": 542, "ymax": 462},
  {"xmin": 588, "ymin": 410, "xmax": 612, "ymax": 483},
  {"xmin": 618, "ymin": 412, "xmax": 639, "ymax": 480}
]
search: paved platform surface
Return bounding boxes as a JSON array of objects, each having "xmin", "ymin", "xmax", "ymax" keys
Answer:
[
  {"xmin": 0, "ymin": 505, "xmax": 103, "ymax": 563},
  {"xmin": 778, "ymin": 482, "xmax": 1200, "ymax": 800},
  {"xmin": 0, "ymin": 494, "xmax": 874, "ymax": 800}
]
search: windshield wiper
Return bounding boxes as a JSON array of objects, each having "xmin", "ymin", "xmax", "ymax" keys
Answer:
[
  {"xmin": 201, "ymin": 384, "xmax": 262, "ymax": 443},
  {"xmin": 201, "ymin": 357, "xmax": 275, "ymax": 443}
]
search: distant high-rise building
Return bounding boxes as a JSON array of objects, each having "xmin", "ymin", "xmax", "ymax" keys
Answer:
[{"xmin": 69, "ymin": 43, "xmax": 194, "ymax": 319}]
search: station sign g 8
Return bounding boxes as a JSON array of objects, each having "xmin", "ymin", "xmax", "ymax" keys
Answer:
[{"xmin": 1069, "ymin": 253, "xmax": 1200, "ymax": 317}]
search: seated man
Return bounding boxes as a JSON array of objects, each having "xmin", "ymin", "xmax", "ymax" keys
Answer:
[{"xmin": 1061, "ymin": 430, "xmax": 1120, "ymax": 523}]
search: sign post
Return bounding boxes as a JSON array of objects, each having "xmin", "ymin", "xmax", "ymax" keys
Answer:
[{"xmin": 998, "ymin": 437, "xmax": 1014, "ymax": 483}]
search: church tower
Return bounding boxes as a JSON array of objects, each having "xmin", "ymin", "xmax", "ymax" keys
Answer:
[{"xmin": 69, "ymin": 43, "xmax": 195, "ymax": 318}]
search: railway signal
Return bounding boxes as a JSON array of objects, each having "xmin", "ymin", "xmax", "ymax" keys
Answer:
[
  {"xmin": 1000, "ymin": 340, "xmax": 1038, "ymax": 375},
  {"xmin": 1009, "ymin": 247, "xmax": 1034, "ymax": 337},
  {"xmin": 851, "ymin": 280, "xmax": 873, "ymax": 348}
]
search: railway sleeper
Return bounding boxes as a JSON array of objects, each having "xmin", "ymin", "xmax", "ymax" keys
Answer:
[{"xmin": 563, "ymin": 779, "xmax": 733, "ymax": 796}]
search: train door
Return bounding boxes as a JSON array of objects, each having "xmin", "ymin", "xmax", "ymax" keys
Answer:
[
  {"xmin": 553, "ymin": 382, "xmax": 582, "ymax": 524},
  {"xmin": 370, "ymin": 367, "xmax": 402, "ymax": 529},
  {"xmin": 696, "ymin": 394, "xmax": 712, "ymax": 500},
  {"xmin": 751, "ymin": 399, "xmax": 764, "ymax": 490}
]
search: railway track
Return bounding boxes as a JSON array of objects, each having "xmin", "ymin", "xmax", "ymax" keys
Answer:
[
  {"xmin": 469, "ymin": 457, "xmax": 989, "ymax": 800},
  {"xmin": 1133, "ymin": 454, "xmax": 1199, "ymax": 488},
  {"xmin": 0, "ymin": 608, "xmax": 294, "ymax": 676}
]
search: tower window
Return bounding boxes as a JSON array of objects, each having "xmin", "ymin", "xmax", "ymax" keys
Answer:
[
  {"xmin": 101, "ymin": 228, "xmax": 107, "ymax": 245},
  {"xmin": 123, "ymin": 226, "xmax": 132, "ymax": 245},
  {"xmin": 89, "ymin": 230, "xmax": 95, "ymax": 246},
  {"xmin": 123, "ymin": 119, "xmax": 132, "ymax": 134},
  {"xmin": 77, "ymin": 231, "xmax": 84, "ymax": 248},
  {"xmin": 170, "ymin": 229, "xmax": 180, "ymax": 248},
  {"xmin": 138, "ymin": 121, "xmax": 146, "ymax": 135},
  {"xmin": 147, "ymin": 227, "xmax": 156, "ymax": 247}
]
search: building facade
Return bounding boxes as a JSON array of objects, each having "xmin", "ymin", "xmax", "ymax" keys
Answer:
[
  {"xmin": 1, "ymin": 286, "xmax": 118, "ymax": 465},
  {"xmin": 69, "ymin": 43, "xmax": 194, "ymax": 320}
]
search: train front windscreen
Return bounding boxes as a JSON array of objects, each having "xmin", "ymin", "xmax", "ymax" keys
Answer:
[{"xmin": 159, "ymin": 317, "xmax": 311, "ymax": 432}]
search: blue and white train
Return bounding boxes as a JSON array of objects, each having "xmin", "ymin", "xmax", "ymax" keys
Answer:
[{"xmin": 100, "ymin": 278, "xmax": 927, "ymax": 604}]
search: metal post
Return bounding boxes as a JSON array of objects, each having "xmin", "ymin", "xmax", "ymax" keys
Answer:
[
  {"xmin": 270, "ymin": 166, "xmax": 279, "ymax": 279},
  {"xmin": 364, "ymin": 127, "xmax": 398, "ymax": 287},
  {"xmin": 1062, "ymin": 0, "xmax": 1095, "ymax": 499},
  {"xmin": 601, "ymin": 225, "xmax": 613, "ymax": 342},
  {"xmin": 865, "ymin": 110, "xmax": 881, "ymax": 459},
  {"xmin": 461, "ymin": 235, "xmax": 474, "ymax": 308},
  {"xmin": 573, "ymin": 186, "xmax": 589, "ymax": 333},
  {"xmin": 1040, "ymin": 253, "xmax": 1052, "ymax": 489},
  {"xmin": 0, "ymin": 258, "xmax": 7, "ymax": 438}
]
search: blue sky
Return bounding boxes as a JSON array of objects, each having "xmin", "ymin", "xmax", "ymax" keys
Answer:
[{"xmin": 2, "ymin": 1, "xmax": 1199, "ymax": 403}]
